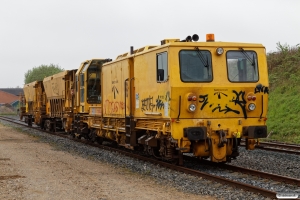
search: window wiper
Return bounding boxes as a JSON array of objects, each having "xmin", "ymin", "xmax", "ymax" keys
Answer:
[
  {"xmin": 239, "ymin": 48, "xmax": 255, "ymax": 66},
  {"xmin": 195, "ymin": 47, "xmax": 209, "ymax": 68}
]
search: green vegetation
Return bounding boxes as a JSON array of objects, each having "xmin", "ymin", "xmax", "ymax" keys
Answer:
[
  {"xmin": 24, "ymin": 64, "xmax": 64, "ymax": 84},
  {"xmin": 266, "ymin": 42, "xmax": 300, "ymax": 143}
]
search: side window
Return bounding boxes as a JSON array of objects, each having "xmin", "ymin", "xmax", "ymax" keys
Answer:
[
  {"xmin": 157, "ymin": 52, "xmax": 168, "ymax": 82},
  {"xmin": 80, "ymin": 73, "xmax": 84, "ymax": 102},
  {"xmin": 80, "ymin": 73, "xmax": 84, "ymax": 87},
  {"xmin": 75, "ymin": 75, "xmax": 78, "ymax": 92}
]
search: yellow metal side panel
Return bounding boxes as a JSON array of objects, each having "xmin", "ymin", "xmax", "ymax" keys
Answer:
[
  {"xmin": 43, "ymin": 71, "xmax": 68, "ymax": 99},
  {"xmin": 23, "ymin": 81, "xmax": 38, "ymax": 102},
  {"xmin": 133, "ymin": 48, "xmax": 171, "ymax": 118},
  {"xmin": 257, "ymin": 48, "xmax": 269, "ymax": 85},
  {"xmin": 64, "ymin": 70, "xmax": 76, "ymax": 110},
  {"xmin": 102, "ymin": 59, "xmax": 129, "ymax": 117}
]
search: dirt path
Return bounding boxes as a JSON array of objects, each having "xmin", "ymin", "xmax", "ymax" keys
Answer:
[{"xmin": 0, "ymin": 124, "xmax": 214, "ymax": 200}]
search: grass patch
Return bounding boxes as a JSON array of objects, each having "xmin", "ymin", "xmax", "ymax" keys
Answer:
[{"xmin": 266, "ymin": 43, "xmax": 300, "ymax": 144}]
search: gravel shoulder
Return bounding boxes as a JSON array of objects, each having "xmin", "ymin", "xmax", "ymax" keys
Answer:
[{"xmin": 0, "ymin": 123, "xmax": 214, "ymax": 200}]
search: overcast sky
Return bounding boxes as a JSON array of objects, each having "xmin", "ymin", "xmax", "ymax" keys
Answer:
[{"xmin": 0, "ymin": 0, "xmax": 299, "ymax": 88}]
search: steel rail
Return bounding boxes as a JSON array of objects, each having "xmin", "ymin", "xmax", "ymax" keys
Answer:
[
  {"xmin": 255, "ymin": 145, "xmax": 300, "ymax": 155},
  {"xmin": 240, "ymin": 140, "xmax": 300, "ymax": 155},
  {"xmin": 259, "ymin": 141, "xmax": 300, "ymax": 150},
  {"xmin": 184, "ymin": 156, "xmax": 300, "ymax": 186}
]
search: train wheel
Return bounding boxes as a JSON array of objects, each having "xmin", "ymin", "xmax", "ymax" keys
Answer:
[
  {"xmin": 75, "ymin": 134, "xmax": 82, "ymax": 140},
  {"xmin": 178, "ymin": 151, "xmax": 183, "ymax": 166},
  {"xmin": 69, "ymin": 132, "xmax": 75, "ymax": 139},
  {"xmin": 226, "ymin": 156, "xmax": 232, "ymax": 163},
  {"xmin": 44, "ymin": 120, "xmax": 51, "ymax": 131},
  {"xmin": 96, "ymin": 137, "xmax": 103, "ymax": 145}
]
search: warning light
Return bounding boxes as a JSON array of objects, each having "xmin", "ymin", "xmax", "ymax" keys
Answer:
[{"xmin": 206, "ymin": 34, "xmax": 215, "ymax": 42}]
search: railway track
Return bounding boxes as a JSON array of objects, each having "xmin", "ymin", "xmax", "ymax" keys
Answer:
[
  {"xmin": 1, "ymin": 115, "xmax": 299, "ymax": 199},
  {"xmin": 184, "ymin": 156, "xmax": 300, "ymax": 186},
  {"xmin": 256, "ymin": 141, "xmax": 300, "ymax": 155},
  {"xmin": 240, "ymin": 139, "xmax": 300, "ymax": 155}
]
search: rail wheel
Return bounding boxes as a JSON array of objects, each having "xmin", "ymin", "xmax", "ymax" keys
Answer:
[
  {"xmin": 75, "ymin": 134, "xmax": 82, "ymax": 140},
  {"xmin": 96, "ymin": 137, "xmax": 103, "ymax": 145},
  {"xmin": 69, "ymin": 131, "xmax": 75, "ymax": 139},
  {"xmin": 44, "ymin": 119, "xmax": 52, "ymax": 131},
  {"xmin": 88, "ymin": 129, "xmax": 97, "ymax": 142}
]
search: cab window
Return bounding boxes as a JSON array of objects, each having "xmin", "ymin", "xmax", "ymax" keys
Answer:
[
  {"xmin": 227, "ymin": 50, "xmax": 259, "ymax": 82},
  {"xmin": 86, "ymin": 62, "xmax": 101, "ymax": 104},
  {"xmin": 179, "ymin": 49, "xmax": 212, "ymax": 82}
]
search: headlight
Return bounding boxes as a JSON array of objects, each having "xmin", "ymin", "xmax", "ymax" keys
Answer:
[
  {"xmin": 189, "ymin": 104, "xmax": 196, "ymax": 112},
  {"xmin": 248, "ymin": 103, "xmax": 256, "ymax": 111},
  {"xmin": 216, "ymin": 47, "xmax": 224, "ymax": 55}
]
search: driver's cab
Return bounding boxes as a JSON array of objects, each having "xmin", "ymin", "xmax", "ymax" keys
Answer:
[{"xmin": 75, "ymin": 59, "xmax": 110, "ymax": 113}]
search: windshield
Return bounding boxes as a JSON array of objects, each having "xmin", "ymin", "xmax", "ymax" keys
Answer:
[
  {"xmin": 179, "ymin": 50, "xmax": 212, "ymax": 82},
  {"xmin": 87, "ymin": 62, "xmax": 101, "ymax": 104},
  {"xmin": 227, "ymin": 50, "xmax": 259, "ymax": 82}
]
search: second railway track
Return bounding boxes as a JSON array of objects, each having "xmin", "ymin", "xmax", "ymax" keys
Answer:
[{"xmin": 240, "ymin": 139, "xmax": 300, "ymax": 155}]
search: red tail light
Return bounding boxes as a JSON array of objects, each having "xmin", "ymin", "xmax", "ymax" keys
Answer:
[
  {"xmin": 188, "ymin": 95, "xmax": 197, "ymax": 101},
  {"xmin": 247, "ymin": 95, "xmax": 256, "ymax": 101}
]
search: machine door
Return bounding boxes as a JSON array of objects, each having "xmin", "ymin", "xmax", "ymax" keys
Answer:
[{"xmin": 79, "ymin": 63, "xmax": 89, "ymax": 112}]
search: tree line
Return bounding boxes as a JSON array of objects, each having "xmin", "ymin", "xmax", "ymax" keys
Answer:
[{"xmin": 24, "ymin": 64, "xmax": 64, "ymax": 84}]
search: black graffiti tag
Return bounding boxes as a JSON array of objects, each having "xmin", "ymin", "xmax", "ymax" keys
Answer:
[
  {"xmin": 112, "ymin": 86, "xmax": 119, "ymax": 99},
  {"xmin": 156, "ymin": 99, "xmax": 164, "ymax": 110},
  {"xmin": 231, "ymin": 90, "xmax": 247, "ymax": 119},
  {"xmin": 212, "ymin": 104, "xmax": 240, "ymax": 114},
  {"xmin": 199, "ymin": 94, "xmax": 209, "ymax": 110},
  {"xmin": 214, "ymin": 92, "xmax": 228, "ymax": 99},
  {"xmin": 141, "ymin": 96, "xmax": 155, "ymax": 111},
  {"xmin": 254, "ymin": 84, "xmax": 269, "ymax": 94}
]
